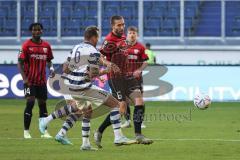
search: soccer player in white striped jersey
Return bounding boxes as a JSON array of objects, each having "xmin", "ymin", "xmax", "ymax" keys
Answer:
[{"xmin": 39, "ymin": 26, "xmax": 135, "ymax": 150}]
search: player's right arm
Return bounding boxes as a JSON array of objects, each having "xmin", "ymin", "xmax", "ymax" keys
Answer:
[{"xmin": 17, "ymin": 44, "xmax": 28, "ymax": 85}]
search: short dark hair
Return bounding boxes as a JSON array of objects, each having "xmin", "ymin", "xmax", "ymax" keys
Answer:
[
  {"xmin": 84, "ymin": 25, "xmax": 99, "ymax": 40},
  {"xmin": 146, "ymin": 43, "xmax": 151, "ymax": 48},
  {"xmin": 110, "ymin": 15, "xmax": 123, "ymax": 25},
  {"xmin": 29, "ymin": 22, "xmax": 43, "ymax": 31},
  {"xmin": 127, "ymin": 26, "xmax": 138, "ymax": 33}
]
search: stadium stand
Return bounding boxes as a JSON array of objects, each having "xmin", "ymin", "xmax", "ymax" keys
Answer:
[
  {"xmin": 102, "ymin": 1, "xmax": 138, "ymax": 36},
  {"xmin": 226, "ymin": 1, "xmax": 240, "ymax": 36},
  {"xmin": 21, "ymin": 1, "xmax": 34, "ymax": 36},
  {"xmin": 0, "ymin": 1, "xmax": 17, "ymax": 36},
  {"xmin": 0, "ymin": 0, "xmax": 240, "ymax": 40}
]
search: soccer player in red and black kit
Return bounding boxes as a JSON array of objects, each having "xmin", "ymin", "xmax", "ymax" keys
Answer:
[
  {"xmin": 94, "ymin": 16, "xmax": 153, "ymax": 147},
  {"xmin": 121, "ymin": 26, "xmax": 148, "ymax": 129},
  {"xmin": 18, "ymin": 23, "xmax": 55, "ymax": 139}
]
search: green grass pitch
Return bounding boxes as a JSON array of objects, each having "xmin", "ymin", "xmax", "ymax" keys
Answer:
[{"xmin": 0, "ymin": 99, "xmax": 240, "ymax": 160}]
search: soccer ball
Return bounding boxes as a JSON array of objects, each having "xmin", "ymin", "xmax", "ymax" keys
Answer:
[{"xmin": 193, "ymin": 93, "xmax": 211, "ymax": 110}]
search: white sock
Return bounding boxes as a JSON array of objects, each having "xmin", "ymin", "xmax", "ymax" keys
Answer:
[
  {"xmin": 45, "ymin": 115, "xmax": 54, "ymax": 124},
  {"xmin": 82, "ymin": 137, "xmax": 90, "ymax": 146},
  {"xmin": 82, "ymin": 118, "xmax": 90, "ymax": 146},
  {"xmin": 110, "ymin": 107, "xmax": 123, "ymax": 140},
  {"xmin": 57, "ymin": 128, "xmax": 67, "ymax": 137}
]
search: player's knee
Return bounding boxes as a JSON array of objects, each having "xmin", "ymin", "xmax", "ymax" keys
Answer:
[
  {"xmin": 134, "ymin": 97, "xmax": 144, "ymax": 106},
  {"xmin": 38, "ymin": 100, "xmax": 48, "ymax": 117},
  {"xmin": 24, "ymin": 100, "xmax": 35, "ymax": 115}
]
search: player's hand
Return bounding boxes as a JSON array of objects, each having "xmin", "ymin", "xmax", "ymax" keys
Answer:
[
  {"xmin": 109, "ymin": 63, "xmax": 121, "ymax": 73},
  {"xmin": 133, "ymin": 70, "xmax": 141, "ymax": 78},
  {"xmin": 23, "ymin": 79, "xmax": 29, "ymax": 86},
  {"xmin": 98, "ymin": 76, "xmax": 106, "ymax": 83}
]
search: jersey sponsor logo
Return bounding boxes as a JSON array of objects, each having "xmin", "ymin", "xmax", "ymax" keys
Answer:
[
  {"xmin": 128, "ymin": 54, "xmax": 138, "ymax": 60},
  {"xmin": 30, "ymin": 54, "xmax": 47, "ymax": 60},
  {"xmin": 43, "ymin": 48, "xmax": 48, "ymax": 53},
  {"xmin": 29, "ymin": 47, "xmax": 34, "ymax": 52},
  {"xmin": 134, "ymin": 49, "xmax": 139, "ymax": 54}
]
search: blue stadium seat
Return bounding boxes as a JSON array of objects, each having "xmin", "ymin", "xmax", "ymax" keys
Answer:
[
  {"xmin": 145, "ymin": 8, "xmax": 165, "ymax": 20},
  {"xmin": 5, "ymin": 19, "xmax": 16, "ymax": 34},
  {"xmin": 144, "ymin": 28, "xmax": 158, "ymax": 36},
  {"xmin": 103, "ymin": 8, "xmax": 118, "ymax": 19},
  {"xmin": 162, "ymin": 19, "xmax": 176, "ymax": 30},
  {"xmin": 185, "ymin": 18, "xmax": 193, "ymax": 29},
  {"xmin": 167, "ymin": 7, "xmax": 180, "ymax": 19},
  {"xmin": 61, "ymin": 7, "xmax": 71, "ymax": 18},
  {"xmin": 120, "ymin": 7, "xmax": 133, "ymax": 18},
  {"xmin": 159, "ymin": 29, "xmax": 173, "ymax": 36},
  {"xmin": 82, "ymin": 19, "xmax": 97, "ymax": 28},
  {"xmin": 127, "ymin": 19, "xmax": 138, "ymax": 27},
  {"xmin": 144, "ymin": 19, "xmax": 161, "ymax": 30},
  {"xmin": 88, "ymin": 8, "xmax": 97, "ymax": 18},
  {"xmin": 152, "ymin": 1, "xmax": 168, "ymax": 9},
  {"xmin": 40, "ymin": 7, "xmax": 56, "ymax": 18},
  {"xmin": 72, "ymin": 7, "xmax": 86, "ymax": 19},
  {"xmin": 185, "ymin": 7, "xmax": 197, "ymax": 19},
  {"xmin": 0, "ymin": 8, "xmax": 7, "ymax": 17}
]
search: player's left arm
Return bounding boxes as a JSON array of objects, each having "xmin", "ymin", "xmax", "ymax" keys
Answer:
[
  {"xmin": 47, "ymin": 44, "xmax": 55, "ymax": 78},
  {"xmin": 133, "ymin": 46, "xmax": 149, "ymax": 78},
  {"xmin": 99, "ymin": 54, "xmax": 120, "ymax": 73}
]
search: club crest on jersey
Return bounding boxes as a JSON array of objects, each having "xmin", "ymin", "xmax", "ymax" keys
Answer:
[
  {"xmin": 43, "ymin": 48, "xmax": 48, "ymax": 53},
  {"xmin": 29, "ymin": 47, "xmax": 34, "ymax": 52},
  {"xmin": 134, "ymin": 49, "xmax": 139, "ymax": 54}
]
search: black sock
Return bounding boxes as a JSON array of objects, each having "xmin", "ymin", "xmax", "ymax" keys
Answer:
[
  {"xmin": 38, "ymin": 101, "xmax": 48, "ymax": 118},
  {"xmin": 98, "ymin": 114, "xmax": 111, "ymax": 133},
  {"xmin": 133, "ymin": 105, "xmax": 144, "ymax": 135},
  {"xmin": 124, "ymin": 103, "xmax": 131, "ymax": 121},
  {"xmin": 24, "ymin": 100, "xmax": 35, "ymax": 130}
]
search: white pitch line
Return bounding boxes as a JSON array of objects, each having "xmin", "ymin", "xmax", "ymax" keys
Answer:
[
  {"xmin": 1, "ymin": 137, "xmax": 240, "ymax": 142},
  {"xmin": 152, "ymin": 138, "xmax": 240, "ymax": 142}
]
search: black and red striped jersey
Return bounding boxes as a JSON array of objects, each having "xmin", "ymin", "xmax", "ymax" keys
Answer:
[{"xmin": 18, "ymin": 39, "xmax": 54, "ymax": 86}]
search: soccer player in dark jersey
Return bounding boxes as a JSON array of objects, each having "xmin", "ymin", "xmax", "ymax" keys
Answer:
[
  {"xmin": 18, "ymin": 22, "xmax": 55, "ymax": 139},
  {"xmin": 121, "ymin": 26, "xmax": 148, "ymax": 128},
  {"xmin": 118, "ymin": 26, "xmax": 153, "ymax": 144},
  {"xmin": 94, "ymin": 16, "xmax": 153, "ymax": 147},
  {"xmin": 93, "ymin": 15, "xmax": 127, "ymax": 148}
]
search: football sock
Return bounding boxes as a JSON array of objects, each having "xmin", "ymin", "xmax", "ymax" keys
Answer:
[
  {"xmin": 44, "ymin": 104, "xmax": 76, "ymax": 126},
  {"xmin": 110, "ymin": 107, "xmax": 122, "ymax": 139},
  {"xmin": 57, "ymin": 113, "xmax": 80, "ymax": 136},
  {"xmin": 82, "ymin": 117, "xmax": 90, "ymax": 146},
  {"xmin": 133, "ymin": 105, "xmax": 144, "ymax": 135},
  {"xmin": 98, "ymin": 114, "xmax": 111, "ymax": 133},
  {"xmin": 52, "ymin": 105, "xmax": 76, "ymax": 119},
  {"xmin": 38, "ymin": 101, "xmax": 48, "ymax": 118},
  {"xmin": 24, "ymin": 100, "xmax": 35, "ymax": 130}
]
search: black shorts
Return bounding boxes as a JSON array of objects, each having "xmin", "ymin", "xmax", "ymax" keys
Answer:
[
  {"xmin": 24, "ymin": 84, "xmax": 48, "ymax": 100},
  {"xmin": 108, "ymin": 76, "xmax": 141, "ymax": 101}
]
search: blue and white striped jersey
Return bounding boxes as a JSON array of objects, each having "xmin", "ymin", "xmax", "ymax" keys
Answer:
[{"xmin": 62, "ymin": 42, "xmax": 101, "ymax": 90}]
